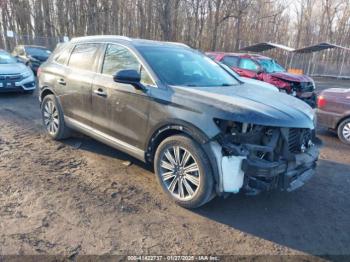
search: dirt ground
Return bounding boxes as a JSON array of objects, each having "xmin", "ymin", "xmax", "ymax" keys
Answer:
[{"xmin": 0, "ymin": 77, "xmax": 349, "ymax": 260}]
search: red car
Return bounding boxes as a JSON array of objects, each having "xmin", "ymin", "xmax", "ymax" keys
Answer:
[
  {"xmin": 206, "ymin": 52, "xmax": 316, "ymax": 107},
  {"xmin": 317, "ymin": 88, "xmax": 350, "ymax": 144}
]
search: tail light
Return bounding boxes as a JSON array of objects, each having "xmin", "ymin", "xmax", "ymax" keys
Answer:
[{"xmin": 317, "ymin": 95, "xmax": 327, "ymax": 108}]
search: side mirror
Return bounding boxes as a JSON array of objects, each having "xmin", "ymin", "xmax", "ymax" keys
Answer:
[{"xmin": 113, "ymin": 69, "xmax": 144, "ymax": 90}]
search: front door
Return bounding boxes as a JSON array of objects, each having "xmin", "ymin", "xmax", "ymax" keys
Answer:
[
  {"xmin": 92, "ymin": 44, "xmax": 156, "ymax": 150},
  {"xmin": 234, "ymin": 58, "xmax": 260, "ymax": 79}
]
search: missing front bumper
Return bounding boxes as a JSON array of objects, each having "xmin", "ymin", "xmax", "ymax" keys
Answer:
[
  {"xmin": 285, "ymin": 167, "xmax": 315, "ymax": 192},
  {"xmin": 241, "ymin": 145, "xmax": 319, "ymax": 194}
]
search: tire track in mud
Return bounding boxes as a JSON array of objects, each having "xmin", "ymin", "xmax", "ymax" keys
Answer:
[{"xmin": 0, "ymin": 111, "xmax": 164, "ymax": 254}]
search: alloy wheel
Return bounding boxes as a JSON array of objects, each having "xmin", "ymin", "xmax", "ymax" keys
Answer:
[
  {"xmin": 342, "ymin": 123, "xmax": 350, "ymax": 142},
  {"xmin": 43, "ymin": 100, "xmax": 59, "ymax": 135},
  {"xmin": 160, "ymin": 146, "xmax": 200, "ymax": 200}
]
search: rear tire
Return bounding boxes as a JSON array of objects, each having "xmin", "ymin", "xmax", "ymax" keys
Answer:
[
  {"xmin": 41, "ymin": 94, "xmax": 71, "ymax": 140},
  {"xmin": 337, "ymin": 118, "xmax": 350, "ymax": 145},
  {"xmin": 154, "ymin": 135, "xmax": 214, "ymax": 209}
]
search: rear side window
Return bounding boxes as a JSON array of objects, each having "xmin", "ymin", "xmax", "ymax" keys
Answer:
[
  {"xmin": 68, "ymin": 44, "xmax": 99, "ymax": 71},
  {"xmin": 221, "ymin": 56, "xmax": 239, "ymax": 67},
  {"xmin": 239, "ymin": 58, "xmax": 259, "ymax": 71},
  {"xmin": 54, "ymin": 46, "xmax": 71, "ymax": 65}
]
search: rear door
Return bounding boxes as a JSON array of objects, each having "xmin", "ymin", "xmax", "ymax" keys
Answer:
[
  {"xmin": 92, "ymin": 43, "xmax": 156, "ymax": 149},
  {"xmin": 59, "ymin": 43, "xmax": 101, "ymax": 126}
]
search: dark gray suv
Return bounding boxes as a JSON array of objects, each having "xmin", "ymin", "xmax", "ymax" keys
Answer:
[{"xmin": 38, "ymin": 36, "xmax": 320, "ymax": 208}]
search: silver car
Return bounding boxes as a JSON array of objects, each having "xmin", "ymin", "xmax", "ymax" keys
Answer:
[{"xmin": 0, "ymin": 49, "xmax": 36, "ymax": 94}]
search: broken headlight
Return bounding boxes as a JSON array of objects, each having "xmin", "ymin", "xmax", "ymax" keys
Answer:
[
  {"xmin": 214, "ymin": 119, "xmax": 279, "ymax": 158},
  {"xmin": 214, "ymin": 119, "xmax": 273, "ymax": 143}
]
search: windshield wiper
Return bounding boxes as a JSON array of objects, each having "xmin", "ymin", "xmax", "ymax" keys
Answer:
[{"xmin": 221, "ymin": 83, "xmax": 233, "ymax": 86}]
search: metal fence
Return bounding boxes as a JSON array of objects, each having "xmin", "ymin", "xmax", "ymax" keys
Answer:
[
  {"xmin": 237, "ymin": 40, "xmax": 350, "ymax": 79},
  {"xmin": 288, "ymin": 49, "xmax": 350, "ymax": 79},
  {"xmin": 0, "ymin": 34, "xmax": 64, "ymax": 52}
]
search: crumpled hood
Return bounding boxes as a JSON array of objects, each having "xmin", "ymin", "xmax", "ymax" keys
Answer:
[
  {"xmin": 0, "ymin": 63, "xmax": 30, "ymax": 75},
  {"xmin": 271, "ymin": 72, "xmax": 312, "ymax": 83},
  {"xmin": 173, "ymin": 83, "xmax": 315, "ymax": 129}
]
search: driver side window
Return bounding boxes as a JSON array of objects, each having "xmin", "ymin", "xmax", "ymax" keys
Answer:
[
  {"xmin": 239, "ymin": 58, "xmax": 259, "ymax": 71},
  {"xmin": 102, "ymin": 44, "xmax": 155, "ymax": 86},
  {"xmin": 222, "ymin": 56, "xmax": 239, "ymax": 67}
]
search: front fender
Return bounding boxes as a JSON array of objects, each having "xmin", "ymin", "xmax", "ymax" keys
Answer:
[
  {"xmin": 146, "ymin": 119, "xmax": 212, "ymax": 151},
  {"xmin": 145, "ymin": 119, "xmax": 221, "ymax": 191}
]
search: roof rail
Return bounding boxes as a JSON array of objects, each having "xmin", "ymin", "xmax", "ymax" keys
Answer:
[
  {"xmin": 70, "ymin": 35, "xmax": 132, "ymax": 42},
  {"xmin": 164, "ymin": 41, "xmax": 190, "ymax": 48}
]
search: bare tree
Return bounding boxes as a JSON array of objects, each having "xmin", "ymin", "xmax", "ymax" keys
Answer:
[{"xmin": 0, "ymin": 0, "xmax": 348, "ymax": 53}]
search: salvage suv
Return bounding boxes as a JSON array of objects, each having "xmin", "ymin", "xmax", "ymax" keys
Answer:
[{"xmin": 38, "ymin": 36, "xmax": 320, "ymax": 208}]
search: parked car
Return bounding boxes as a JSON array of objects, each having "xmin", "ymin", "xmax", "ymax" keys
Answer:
[
  {"xmin": 38, "ymin": 36, "xmax": 320, "ymax": 208},
  {"xmin": 207, "ymin": 52, "xmax": 317, "ymax": 107},
  {"xmin": 218, "ymin": 62, "xmax": 279, "ymax": 92},
  {"xmin": 0, "ymin": 49, "xmax": 36, "ymax": 93},
  {"xmin": 12, "ymin": 45, "xmax": 51, "ymax": 73},
  {"xmin": 317, "ymin": 88, "xmax": 350, "ymax": 144}
]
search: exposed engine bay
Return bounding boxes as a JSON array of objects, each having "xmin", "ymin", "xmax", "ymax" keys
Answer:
[{"xmin": 211, "ymin": 119, "xmax": 320, "ymax": 195}]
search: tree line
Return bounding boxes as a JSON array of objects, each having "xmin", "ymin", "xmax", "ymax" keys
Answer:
[{"xmin": 0, "ymin": 0, "xmax": 349, "ymax": 52}]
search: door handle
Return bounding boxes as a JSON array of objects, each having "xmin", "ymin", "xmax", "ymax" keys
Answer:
[
  {"xmin": 57, "ymin": 78, "xmax": 66, "ymax": 86},
  {"xmin": 93, "ymin": 88, "xmax": 107, "ymax": 97}
]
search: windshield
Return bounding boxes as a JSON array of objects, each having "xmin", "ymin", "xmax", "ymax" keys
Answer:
[
  {"xmin": 257, "ymin": 59, "xmax": 285, "ymax": 73},
  {"xmin": 138, "ymin": 46, "xmax": 239, "ymax": 87},
  {"xmin": 0, "ymin": 51, "xmax": 17, "ymax": 64},
  {"xmin": 25, "ymin": 47, "xmax": 51, "ymax": 57}
]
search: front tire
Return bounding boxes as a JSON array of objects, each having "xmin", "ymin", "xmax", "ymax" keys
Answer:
[
  {"xmin": 41, "ymin": 94, "xmax": 71, "ymax": 140},
  {"xmin": 154, "ymin": 135, "xmax": 214, "ymax": 209},
  {"xmin": 337, "ymin": 118, "xmax": 350, "ymax": 145}
]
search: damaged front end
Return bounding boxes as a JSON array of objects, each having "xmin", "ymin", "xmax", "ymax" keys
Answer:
[
  {"xmin": 289, "ymin": 81, "xmax": 317, "ymax": 108},
  {"xmin": 210, "ymin": 119, "xmax": 320, "ymax": 195}
]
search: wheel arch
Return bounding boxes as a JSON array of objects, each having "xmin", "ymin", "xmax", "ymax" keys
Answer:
[
  {"xmin": 145, "ymin": 120, "xmax": 210, "ymax": 162},
  {"xmin": 40, "ymin": 87, "xmax": 56, "ymax": 102},
  {"xmin": 336, "ymin": 114, "xmax": 350, "ymax": 129},
  {"xmin": 145, "ymin": 120, "xmax": 220, "ymax": 187},
  {"xmin": 40, "ymin": 87, "xmax": 66, "ymax": 117}
]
